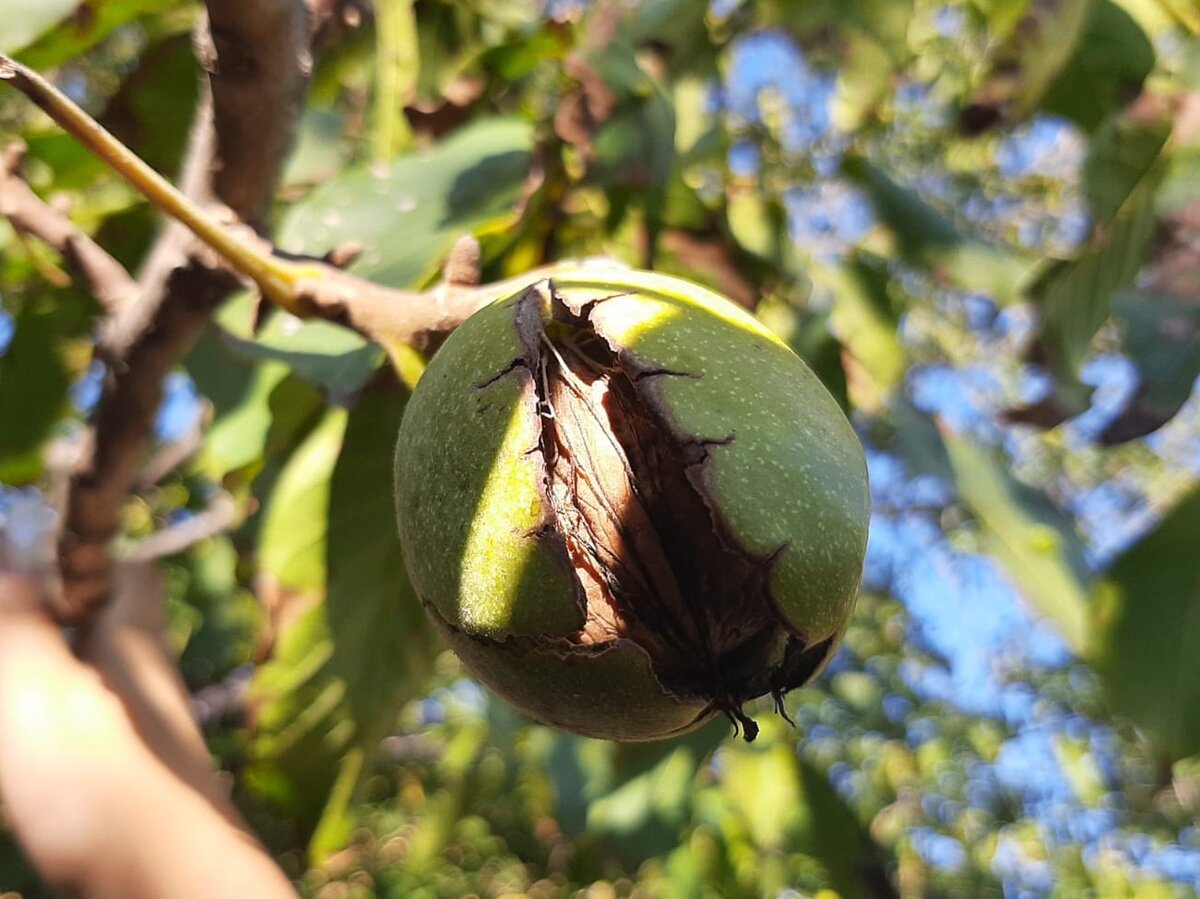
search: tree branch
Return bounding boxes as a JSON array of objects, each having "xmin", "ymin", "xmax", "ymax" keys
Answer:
[
  {"xmin": 57, "ymin": 264, "xmax": 239, "ymax": 620},
  {"xmin": 0, "ymin": 32, "xmax": 612, "ymax": 621},
  {"xmin": 0, "ymin": 3, "xmax": 327, "ymax": 623},
  {"xmin": 0, "ymin": 142, "xmax": 138, "ymax": 315},
  {"xmin": 198, "ymin": 0, "xmax": 315, "ymax": 226}
]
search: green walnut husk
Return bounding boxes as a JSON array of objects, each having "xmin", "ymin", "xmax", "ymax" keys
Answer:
[{"xmin": 394, "ymin": 267, "xmax": 869, "ymax": 742}]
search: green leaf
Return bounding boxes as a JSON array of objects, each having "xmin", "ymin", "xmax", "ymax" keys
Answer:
[
  {"xmin": 219, "ymin": 118, "xmax": 534, "ymax": 395},
  {"xmin": 325, "ymin": 387, "xmax": 437, "ymax": 729},
  {"xmin": 943, "ymin": 432, "xmax": 1092, "ymax": 653},
  {"xmin": 170, "ymin": 536, "xmax": 264, "ymax": 687},
  {"xmin": 278, "ymin": 117, "xmax": 534, "ymax": 287},
  {"xmin": 248, "ymin": 389, "xmax": 437, "ymax": 860},
  {"xmin": 1092, "ymin": 488, "xmax": 1200, "ymax": 760},
  {"xmin": 258, "ymin": 409, "xmax": 345, "ymax": 595},
  {"xmin": 543, "ymin": 720, "xmax": 727, "ymax": 867},
  {"xmin": 1083, "ymin": 112, "xmax": 1171, "ymax": 223},
  {"xmin": 833, "ymin": 29, "xmax": 899, "ymax": 130},
  {"xmin": 0, "ymin": 0, "xmax": 79, "ymax": 54},
  {"xmin": 1100, "ymin": 292, "xmax": 1200, "ymax": 442},
  {"xmin": 879, "ymin": 399, "xmax": 955, "ymax": 484},
  {"xmin": 1041, "ymin": 0, "xmax": 1156, "ymax": 131},
  {"xmin": 13, "ymin": 0, "xmax": 179, "ymax": 69},
  {"xmin": 186, "ymin": 330, "xmax": 323, "ymax": 480},
  {"xmin": 962, "ymin": 0, "xmax": 1091, "ymax": 128},
  {"xmin": 216, "ymin": 300, "xmax": 384, "ymax": 401},
  {"xmin": 103, "ymin": 34, "xmax": 202, "ymax": 178},
  {"xmin": 727, "ymin": 191, "xmax": 788, "ymax": 263},
  {"xmin": 720, "ymin": 719, "xmax": 890, "ymax": 899},
  {"xmin": 0, "ymin": 305, "xmax": 71, "ymax": 484},
  {"xmin": 373, "ymin": 0, "xmax": 419, "ymax": 159},
  {"xmin": 822, "ymin": 257, "xmax": 906, "ymax": 406},
  {"xmin": 1036, "ymin": 114, "xmax": 1169, "ymax": 389}
]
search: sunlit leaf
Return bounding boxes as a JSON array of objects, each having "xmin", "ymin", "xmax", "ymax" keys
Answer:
[
  {"xmin": 248, "ymin": 388, "xmax": 437, "ymax": 860},
  {"xmin": 943, "ymin": 432, "xmax": 1092, "ymax": 653},
  {"xmin": 822, "ymin": 257, "xmax": 906, "ymax": 408},
  {"xmin": 721, "ymin": 719, "xmax": 892, "ymax": 899},
  {"xmin": 538, "ymin": 721, "xmax": 726, "ymax": 868},
  {"xmin": 212, "ymin": 118, "xmax": 535, "ymax": 395},
  {"xmin": 0, "ymin": 0, "xmax": 79, "ymax": 54},
  {"xmin": 13, "ymin": 0, "xmax": 180, "ymax": 69},
  {"xmin": 278, "ymin": 116, "xmax": 533, "ymax": 286},
  {"xmin": 186, "ymin": 331, "xmax": 323, "ymax": 480}
]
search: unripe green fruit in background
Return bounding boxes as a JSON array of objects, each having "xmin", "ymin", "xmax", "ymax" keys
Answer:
[{"xmin": 394, "ymin": 267, "xmax": 870, "ymax": 742}]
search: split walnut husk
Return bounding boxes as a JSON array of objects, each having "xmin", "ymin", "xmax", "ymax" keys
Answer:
[{"xmin": 394, "ymin": 268, "xmax": 870, "ymax": 742}]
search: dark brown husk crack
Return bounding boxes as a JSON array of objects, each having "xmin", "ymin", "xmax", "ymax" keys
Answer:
[{"xmin": 518, "ymin": 284, "xmax": 833, "ymax": 741}]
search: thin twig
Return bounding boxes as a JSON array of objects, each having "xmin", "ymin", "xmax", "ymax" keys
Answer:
[
  {"xmin": 137, "ymin": 403, "xmax": 210, "ymax": 490},
  {"xmin": 0, "ymin": 50, "xmax": 556, "ymax": 352},
  {"xmin": 0, "ymin": 52, "xmax": 301, "ymax": 309},
  {"xmin": 126, "ymin": 493, "xmax": 239, "ymax": 562}
]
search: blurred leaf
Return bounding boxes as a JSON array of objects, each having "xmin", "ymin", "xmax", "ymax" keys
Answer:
[
  {"xmin": 1083, "ymin": 111, "xmax": 1171, "ymax": 223},
  {"xmin": 170, "ymin": 536, "xmax": 264, "ymax": 687},
  {"xmin": 1156, "ymin": 0, "xmax": 1200, "ymax": 32},
  {"xmin": 768, "ymin": 0, "xmax": 913, "ymax": 56},
  {"xmin": 844, "ymin": 157, "xmax": 1033, "ymax": 304},
  {"xmin": 412, "ymin": 0, "xmax": 540, "ymax": 103},
  {"xmin": 626, "ymin": 0, "xmax": 718, "ymax": 79},
  {"xmin": 721, "ymin": 726, "xmax": 805, "ymax": 850},
  {"xmin": 258, "ymin": 408, "xmax": 345, "ymax": 595},
  {"xmin": 1092, "ymin": 487, "xmax": 1200, "ymax": 760},
  {"xmin": 1036, "ymin": 114, "xmax": 1169, "ymax": 391},
  {"xmin": 798, "ymin": 758, "xmax": 897, "ymax": 899},
  {"xmin": 1040, "ymin": 0, "xmax": 1155, "ymax": 131},
  {"xmin": 0, "ymin": 0, "xmax": 78, "ymax": 54},
  {"xmin": 721, "ymin": 720, "xmax": 895, "ymax": 899},
  {"xmin": 1100, "ymin": 293, "xmax": 1200, "ymax": 442},
  {"xmin": 249, "ymin": 389, "xmax": 437, "ymax": 860},
  {"xmin": 186, "ymin": 330, "xmax": 323, "ymax": 480},
  {"xmin": 822, "ymin": 257, "xmax": 906, "ymax": 408},
  {"xmin": 833, "ymin": 29, "xmax": 898, "ymax": 130},
  {"xmin": 218, "ymin": 301, "xmax": 384, "ymax": 402},
  {"xmin": 14, "ymin": 0, "xmax": 178, "ymax": 69},
  {"xmin": 943, "ymin": 432, "xmax": 1092, "ymax": 653},
  {"xmin": 102, "ymin": 34, "xmax": 201, "ymax": 178},
  {"xmin": 960, "ymin": 0, "xmax": 1091, "ymax": 132},
  {"xmin": 586, "ymin": 56, "xmax": 677, "ymax": 193},
  {"xmin": 727, "ymin": 190, "xmax": 788, "ymax": 263},
  {"xmin": 0, "ymin": 305, "xmax": 71, "ymax": 484},
  {"xmin": 546, "ymin": 721, "xmax": 726, "ymax": 867},
  {"xmin": 325, "ymin": 387, "xmax": 437, "ymax": 731},
  {"xmin": 880, "ymin": 399, "xmax": 955, "ymax": 484}
]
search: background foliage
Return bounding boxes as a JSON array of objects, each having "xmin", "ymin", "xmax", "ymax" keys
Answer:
[{"xmin": 2, "ymin": 0, "xmax": 1200, "ymax": 895}]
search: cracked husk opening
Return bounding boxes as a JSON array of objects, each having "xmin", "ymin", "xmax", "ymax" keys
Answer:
[{"xmin": 522, "ymin": 285, "xmax": 833, "ymax": 742}]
